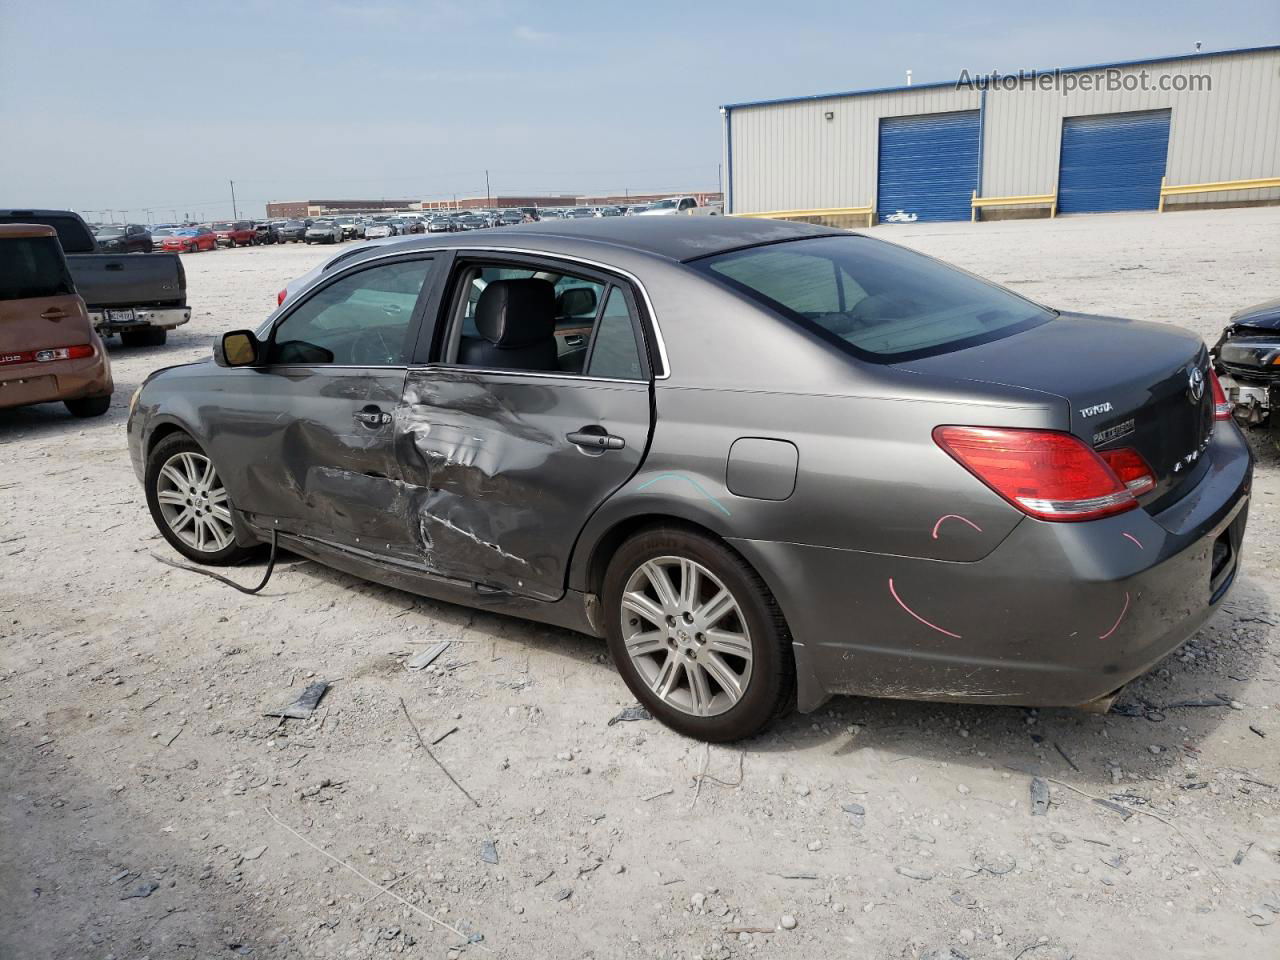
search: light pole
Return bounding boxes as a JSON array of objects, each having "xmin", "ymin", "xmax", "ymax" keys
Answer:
[{"xmin": 229, "ymin": 180, "xmax": 238, "ymax": 219}]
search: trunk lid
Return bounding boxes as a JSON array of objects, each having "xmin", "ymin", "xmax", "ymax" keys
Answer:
[{"xmin": 898, "ymin": 311, "xmax": 1214, "ymax": 509}]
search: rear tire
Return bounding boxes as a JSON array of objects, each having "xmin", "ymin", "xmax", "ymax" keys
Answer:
[
  {"xmin": 64, "ymin": 395, "xmax": 111, "ymax": 418},
  {"xmin": 602, "ymin": 525, "xmax": 795, "ymax": 742},
  {"xmin": 145, "ymin": 432, "xmax": 257, "ymax": 566}
]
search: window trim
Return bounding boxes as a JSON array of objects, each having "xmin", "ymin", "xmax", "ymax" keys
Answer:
[
  {"xmin": 422, "ymin": 250, "xmax": 655, "ymax": 384},
  {"xmin": 263, "ymin": 252, "xmax": 439, "ymax": 370}
]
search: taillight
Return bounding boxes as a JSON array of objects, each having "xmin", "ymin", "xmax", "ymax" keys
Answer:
[
  {"xmin": 1099, "ymin": 447, "xmax": 1156, "ymax": 496},
  {"xmin": 0, "ymin": 344, "xmax": 94, "ymax": 366},
  {"xmin": 277, "ymin": 288, "xmax": 287, "ymax": 306},
  {"xmin": 933, "ymin": 426, "xmax": 1138, "ymax": 522},
  {"xmin": 1209, "ymin": 367, "xmax": 1231, "ymax": 421}
]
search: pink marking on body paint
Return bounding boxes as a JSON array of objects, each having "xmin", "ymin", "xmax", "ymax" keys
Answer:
[
  {"xmin": 1122, "ymin": 533, "xmax": 1143, "ymax": 549},
  {"xmin": 1098, "ymin": 591, "xmax": 1131, "ymax": 640},
  {"xmin": 931, "ymin": 514, "xmax": 983, "ymax": 539},
  {"xmin": 888, "ymin": 578, "xmax": 962, "ymax": 639}
]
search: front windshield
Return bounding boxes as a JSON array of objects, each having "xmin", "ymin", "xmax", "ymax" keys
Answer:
[
  {"xmin": 152, "ymin": 228, "xmax": 174, "ymax": 237},
  {"xmin": 648, "ymin": 199, "xmax": 678, "ymax": 210},
  {"xmin": 212, "ymin": 222, "xmax": 233, "ymax": 230},
  {"xmin": 693, "ymin": 235, "xmax": 1054, "ymax": 362},
  {"xmin": 96, "ymin": 226, "xmax": 125, "ymax": 238}
]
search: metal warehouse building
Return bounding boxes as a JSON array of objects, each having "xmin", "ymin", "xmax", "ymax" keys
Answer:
[{"xmin": 721, "ymin": 45, "xmax": 1280, "ymax": 224}]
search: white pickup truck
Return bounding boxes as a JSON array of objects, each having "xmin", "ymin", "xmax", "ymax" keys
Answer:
[{"xmin": 633, "ymin": 196, "xmax": 721, "ymax": 217}]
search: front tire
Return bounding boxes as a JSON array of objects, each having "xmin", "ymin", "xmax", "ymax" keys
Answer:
[
  {"xmin": 602, "ymin": 526, "xmax": 795, "ymax": 742},
  {"xmin": 145, "ymin": 433, "xmax": 256, "ymax": 566}
]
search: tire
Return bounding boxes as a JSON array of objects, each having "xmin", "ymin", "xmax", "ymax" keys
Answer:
[
  {"xmin": 602, "ymin": 525, "xmax": 795, "ymax": 742},
  {"xmin": 121, "ymin": 327, "xmax": 166, "ymax": 347},
  {"xmin": 145, "ymin": 432, "xmax": 256, "ymax": 566},
  {"xmin": 64, "ymin": 394, "xmax": 111, "ymax": 418}
]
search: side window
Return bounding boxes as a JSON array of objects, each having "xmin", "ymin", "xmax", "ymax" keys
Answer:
[
  {"xmin": 449, "ymin": 263, "xmax": 608, "ymax": 374},
  {"xmin": 270, "ymin": 258, "xmax": 433, "ymax": 366},
  {"xmin": 586, "ymin": 286, "xmax": 644, "ymax": 380}
]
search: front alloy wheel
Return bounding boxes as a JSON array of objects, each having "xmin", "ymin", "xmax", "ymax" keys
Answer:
[
  {"xmin": 155, "ymin": 450, "xmax": 234, "ymax": 553},
  {"xmin": 145, "ymin": 433, "xmax": 256, "ymax": 565}
]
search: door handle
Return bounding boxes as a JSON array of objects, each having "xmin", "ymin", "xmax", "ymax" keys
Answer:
[
  {"xmin": 567, "ymin": 429, "xmax": 624, "ymax": 451},
  {"xmin": 353, "ymin": 406, "xmax": 392, "ymax": 428},
  {"xmin": 40, "ymin": 308, "xmax": 66, "ymax": 320},
  {"xmin": 105, "ymin": 263, "xmax": 124, "ymax": 271}
]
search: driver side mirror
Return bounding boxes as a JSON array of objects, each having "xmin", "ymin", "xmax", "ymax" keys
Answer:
[{"xmin": 215, "ymin": 329, "xmax": 262, "ymax": 367}]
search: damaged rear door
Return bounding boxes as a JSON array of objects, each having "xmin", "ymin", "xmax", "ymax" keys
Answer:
[
  {"xmin": 396, "ymin": 254, "xmax": 655, "ymax": 600},
  {"xmin": 207, "ymin": 253, "xmax": 440, "ymax": 551}
]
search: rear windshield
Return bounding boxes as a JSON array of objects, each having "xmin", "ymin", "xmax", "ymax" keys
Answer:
[
  {"xmin": 693, "ymin": 235, "xmax": 1053, "ymax": 362},
  {"xmin": 0, "ymin": 237, "xmax": 75, "ymax": 301}
]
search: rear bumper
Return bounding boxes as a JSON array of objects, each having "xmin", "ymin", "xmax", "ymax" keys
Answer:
[
  {"xmin": 731, "ymin": 423, "xmax": 1254, "ymax": 712},
  {"xmin": 90, "ymin": 306, "xmax": 191, "ymax": 332},
  {"xmin": 0, "ymin": 344, "xmax": 113, "ymax": 410}
]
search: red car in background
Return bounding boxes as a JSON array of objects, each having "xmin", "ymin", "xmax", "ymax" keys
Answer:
[
  {"xmin": 211, "ymin": 221, "xmax": 256, "ymax": 247},
  {"xmin": 160, "ymin": 227, "xmax": 218, "ymax": 253}
]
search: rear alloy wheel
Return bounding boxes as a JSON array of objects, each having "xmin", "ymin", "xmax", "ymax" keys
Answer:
[
  {"xmin": 603, "ymin": 527, "xmax": 794, "ymax": 741},
  {"xmin": 145, "ymin": 433, "xmax": 256, "ymax": 565}
]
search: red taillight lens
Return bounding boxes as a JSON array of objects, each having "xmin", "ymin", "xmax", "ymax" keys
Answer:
[
  {"xmin": 1099, "ymin": 447, "xmax": 1156, "ymax": 496},
  {"xmin": 0, "ymin": 344, "xmax": 94, "ymax": 366},
  {"xmin": 1209, "ymin": 367, "xmax": 1231, "ymax": 421},
  {"xmin": 933, "ymin": 426, "xmax": 1138, "ymax": 522},
  {"xmin": 277, "ymin": 289, "xmax": 287, "ymax": 306}
]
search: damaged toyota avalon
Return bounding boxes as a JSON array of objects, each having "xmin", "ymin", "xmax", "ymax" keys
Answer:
[{"xmin": 126, "ymin": 217, "xmax": 1252, "ymax": 741}]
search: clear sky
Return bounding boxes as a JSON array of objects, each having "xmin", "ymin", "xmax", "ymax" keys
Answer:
[{"xmin": 1, "ymin": 0, "xmax": 1276, "ymax": 220}]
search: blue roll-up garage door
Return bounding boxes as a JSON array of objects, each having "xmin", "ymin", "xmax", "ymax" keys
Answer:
[
  {"xmin": 1057, "ymin": 110, "xmax": 1171, "ymax": 214},
  {"xmin": 877, "ymin": 111, "xmax": 980, "ymax": 223}
]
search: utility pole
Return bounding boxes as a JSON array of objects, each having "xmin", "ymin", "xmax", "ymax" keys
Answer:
[
  {"xmin": 718, "ymin": 163, "xmax": 722, "ymax": 197},
  {"xmin": 485, "ymin": 169, "xmax": 491, "ymax": 208},
  {"xmin": 229, "ymin": 179, "xmax": 238, "ymax": 219}
]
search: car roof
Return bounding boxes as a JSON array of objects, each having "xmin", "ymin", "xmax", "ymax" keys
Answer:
[{"xmin": 353, "ymin": 216, "xmax": 843, "ymax": 263}]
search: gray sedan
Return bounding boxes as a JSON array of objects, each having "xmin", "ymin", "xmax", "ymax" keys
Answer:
[{"xmin": 126, "ymin": 217, "xmax": 1252, "ymax": 741}]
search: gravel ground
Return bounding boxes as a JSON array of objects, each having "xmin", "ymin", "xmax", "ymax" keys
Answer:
[{"xmin": 2, "ymin": 208, "xmax": 1279, "ymax": 960}]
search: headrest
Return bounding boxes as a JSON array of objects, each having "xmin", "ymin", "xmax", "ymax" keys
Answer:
[
  {"xmin": 475, "ymin": 278, "xmax": 556, "ymax": 347},
  {"xmin": 557, "ymin": 286, "xmax": 598, "ymax": 318}
]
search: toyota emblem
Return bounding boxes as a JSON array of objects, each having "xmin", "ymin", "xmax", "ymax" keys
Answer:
[{"xmin": 1187, "ymin": 365, "xmax": 1205, "ymax": 403}]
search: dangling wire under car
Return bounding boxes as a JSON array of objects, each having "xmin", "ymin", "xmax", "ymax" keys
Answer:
[{"xmin": 151, "ymin": 529, "xmax": 279, "ymax": 595}]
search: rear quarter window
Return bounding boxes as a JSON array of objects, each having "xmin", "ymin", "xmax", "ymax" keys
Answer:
[{"xmin": 0, "ymin": 237, "xmax": 75, "ymax": 301}]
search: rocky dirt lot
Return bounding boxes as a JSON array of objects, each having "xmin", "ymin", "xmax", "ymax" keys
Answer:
[{"xmin": 2, "ymin": 208, "xmax": 1279, "ymax": 960}]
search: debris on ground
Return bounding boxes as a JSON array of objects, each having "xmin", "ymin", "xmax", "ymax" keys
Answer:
[
  {"xmin": 120, "ymin": 881, "xmax": 159, "ymax": 900},
  {"xmin": 406, "ymin": 641, "xmax": 451, "ymax": 671},
  {"xmin": 480, "ymin": 840, "xmax": 498, "ymax": 864},
  {"xmin": 263, "ymin": 681, "xmax": 329, "ymax": 720},
  {"xmin": 607, "ymin": 704, "xmax": 652, "ymax": 725},
  {"xmin": 1030, "ymin": 777, "xmax": 1050, "ymax": 816}
]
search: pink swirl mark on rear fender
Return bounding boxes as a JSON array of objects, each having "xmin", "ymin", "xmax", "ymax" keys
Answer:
[
  {"xmin": 931, "ymin": 514, "xmax": 983, "ymax": 540},
  {"xmin": 888, "ymin": 578, "xmax": 962, "ymax": 639},
  {"xmin": 1098, "ymin": 591, "xmax": 1131, "ymax": 640},
  {"xmin": 1122, "ymin": 533, "xmax": 1143, "ymax": 549}
]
